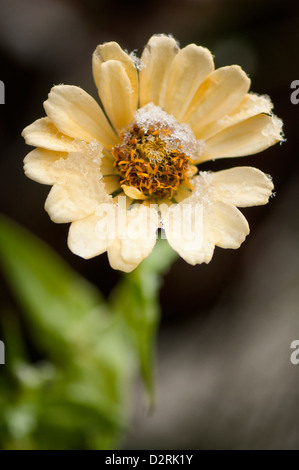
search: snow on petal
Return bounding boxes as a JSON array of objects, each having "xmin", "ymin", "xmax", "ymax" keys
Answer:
[
  {"xmin": 183, "ymin": 65, "xmax": 250, "ymax": 136},
  {"xmin": 24, "ymin": 148, "xmax": 67, "ymax": 185},
  {"xmin": 22, "ymin": 117, "xmax": 81, "ymax": 153},
  {"xmin": 199, "ymin": 113, "xmax": 283, "ymax": 162},
  {"xmin": 45, "ymin": 150, "xmax": 111, "ymax": 223},
  {"xmin": 194, "ymin": 92, "xmax": 273, "ymax": 141}
]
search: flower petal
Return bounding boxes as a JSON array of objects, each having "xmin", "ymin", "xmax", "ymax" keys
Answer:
[
  {"xmin": 45, "ymin": 183, "xmax": 90, "ymax": 223},
  {"xmin": 68, "ymin": 215, "xmax": 108, "ymax": 259},
  {"xmin": 212, "ymin": 166, "xmax": 274, "ymax": 207},
  {"xmin": 97, "ymin": 60, "xmax": 136, "ymax": 131},
  {"xmin": 44, "ymin": 151, "xmax": 111, "ymax": 223},
  {"xmin": 107, "ymin": 202, "xmax": 158, "ymax": 272},
  {"xmin": 200, "ymin": 113, "xmax": 283, "ymax": 162},
  {"xmin": 93, "ymin": 41, "xmax": 138, "ymax": 112},
  {"xmin": 159, "ymin": 165, "xmax": 261, "ymax": 263},
  {"xmin": 121, "ymin": 185, "xmax": 148, "ymax": 200},
  {"xmin": 139, "ymin": 34, "xmax": 179, "ymax": 107},
  {"xmin": 195, "ymin": 92, "xmax": 273, "ymax": 141},
  {"xmin": 209, "ymin": 200, "xmax": 249, "ymax": 249},
  {"xmin": 22, "ymin": 117, "xmax": 80, "ymax": 152},
  {"xmin": 107, "ymin": 243, "xmax": 138, "ymax": 273},
  {"xmin": 43, "ymin": 85, "xmax": 117, "ymax": 147},
  {"xmin": 163, "ymin": 44, "xmax": 214, "ymax": 120},
  {"xmin": 24, "ymin": 148, "xmax": 67, "ymax": 185},
  {"xmin": 183, "ymin": 65, "xmax": 250, "ymax": 137},
  {"xmin": 159, "ymin": 201, "xmax": 215, "ymax": 265},
  {"xmin": 186, "ymin": 165, "xmax": 198, "ymax": 178}
]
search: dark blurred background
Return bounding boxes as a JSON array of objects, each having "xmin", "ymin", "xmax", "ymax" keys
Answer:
[{"xmin": 1, "ymin": 0, "xmax": 299, "ymax": 449}]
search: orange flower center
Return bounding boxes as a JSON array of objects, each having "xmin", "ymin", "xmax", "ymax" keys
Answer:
[{"xmin": 112, "ymin": 124, "xmax": 193, "ymax": 199}]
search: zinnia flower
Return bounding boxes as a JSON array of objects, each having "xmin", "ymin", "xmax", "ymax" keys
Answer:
[{"xmin": 22, "ymin": 34, "xmax": 283, "ymax": 272}]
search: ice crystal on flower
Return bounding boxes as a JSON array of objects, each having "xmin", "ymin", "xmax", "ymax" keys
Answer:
[
  {"xmin": 128, "ymin": 50, "xmax": 143, "ymax": 70},
  {"xmin": 134, "ymin": 103, "xmax": 203, "ymax": 160}
]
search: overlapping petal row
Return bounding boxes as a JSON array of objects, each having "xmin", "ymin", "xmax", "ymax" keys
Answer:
[{"xmin": 22, "ymin": 35, "xmax": 283, "ymax": 272}]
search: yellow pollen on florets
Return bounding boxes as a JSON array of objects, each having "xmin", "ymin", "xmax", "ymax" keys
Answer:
[{"xmin": 112, "ymin": 124, "xmax": 193, "ymax": 199}]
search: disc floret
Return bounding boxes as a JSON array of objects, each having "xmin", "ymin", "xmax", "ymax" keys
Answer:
[{"xmin": 112, "ymin": 123, "xmax": 194, "ymax": 199}]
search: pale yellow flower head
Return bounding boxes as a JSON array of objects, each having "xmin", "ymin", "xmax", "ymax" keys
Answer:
[{"xmin": 22, "ymin": 34, "xmax": 283, "ymax": 272}]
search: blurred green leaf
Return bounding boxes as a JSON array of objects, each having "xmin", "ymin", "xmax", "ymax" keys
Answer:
[
  {"xmin": 0, "ymin": 216, "xmax": 134, "ymax": 449},
  {"xmin": 1, "ymin": 307, "xmax": 29, "ymax": 366},
  {"xmin": 0, "ymin": 217, "xmax": 178, "ymax": 449},
  {"xmin": 111, "ymin": 237, "xmax": 177, "ymax": 402},
  {"xmin": 0, "ymin": 215, "xmax": 107, "ymax": 357}
]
